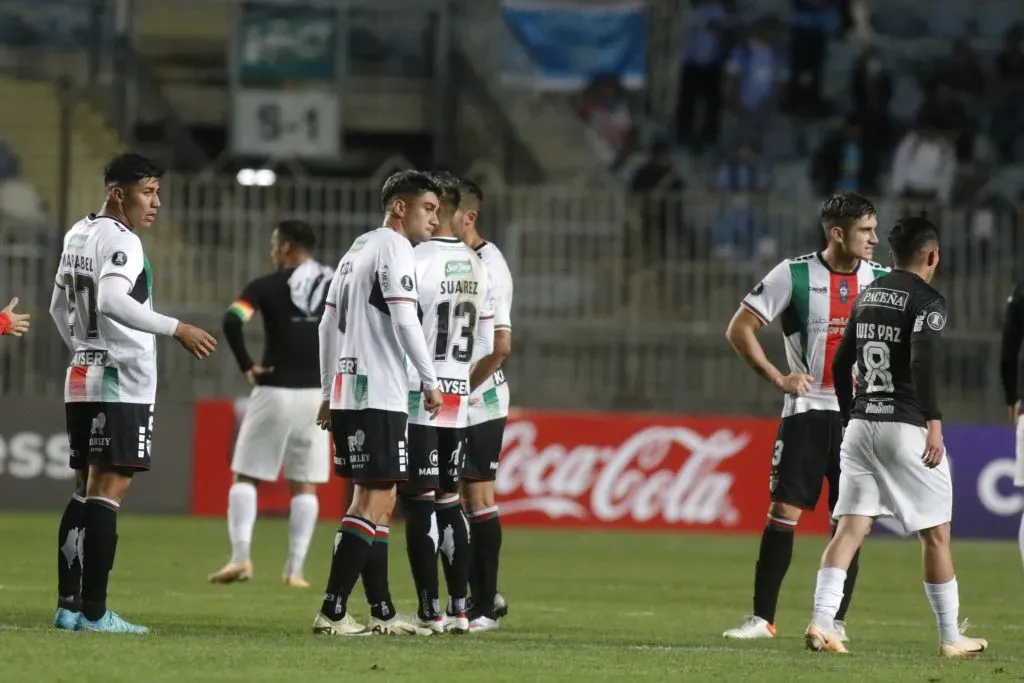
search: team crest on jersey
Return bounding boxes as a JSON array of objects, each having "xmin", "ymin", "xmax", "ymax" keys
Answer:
[
  {"xmin": 401, "ymin": 275, "xmax": 414, "ymax": 291},
  {"xmin": 838, "ymin": 279, "xmax": 850, "ymax": 304},
  {"xmin": 445, "ymin": 260, "xmax": 473, "ymax": 278},
  {"xmin": 926, "ymin": 311, "xmax": 946, "ymax": 331},
  {"xmin": 112, "ymin": 251, "xmax": 127, "ymax": 266}
]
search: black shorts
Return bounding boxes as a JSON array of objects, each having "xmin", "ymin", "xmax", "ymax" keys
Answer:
[
  {"xmin": 769, "ymin": 410, "xmax": 843, "ymax": 511},
  {"xmin": 331, "ymin": 409, "xmax": 408, "ymax": 483},
  {"xmin": 463, "ymin": 417, "xmax": 506, "ymax": 482},
  {"xmin": 407, "ymin": 424, "xmax": 466, "ymax": 493},
  {"xmin": 66, "ymin": 402, "xmax": 154, "ymax": 472}
]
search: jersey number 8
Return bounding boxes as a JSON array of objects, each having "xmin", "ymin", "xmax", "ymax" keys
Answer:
[{"xmin": 862, "ymin": 341, "xmax": 894, "ymax": 393}]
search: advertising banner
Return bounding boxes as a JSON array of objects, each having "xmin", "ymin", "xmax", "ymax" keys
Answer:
[
  {"xmin": 946, "ymin": 425, "xmax": 1019, "ymax": 539},
  {"xmin": 191, "ymin": 399, "xmax": 349, "ymax": 521},
  {"xmin": 0, "ymin": 397, "xmax": 193, "ymax": 513},
  {"xmin": 495, "ymin": 410, "xmax": 835, "ymax": 534}
]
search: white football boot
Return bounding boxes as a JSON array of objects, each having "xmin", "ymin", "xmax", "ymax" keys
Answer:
[{"xmin": 722, "ymin": 615, "xmax": 776, "ymax": 639}]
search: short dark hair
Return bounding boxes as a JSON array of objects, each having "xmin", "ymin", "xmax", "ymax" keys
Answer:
[
  {"xmin": 457, "ymin": 178, "xmax": 483, "ymax": 211},
  {"xmin": 104, "ymin": 153, "xmax": 163, "ymax": 188},
  {"xmin": 888, "ymin": 216, "xmax": 939, "ymax": 266},
  {"xmin": 820, "ymin": 192, "xmax": 876, "ymax": 233},
  {"xmin": 380, "ymin": 170, "xmax": 443, "ymax": 212},
  {"xmin": 429, "ymin": 170, "xmax": 463, "ymax": 209},
  {"xmin": 276, "ymin": 220, "xmax": 316, "ymax": 250}
]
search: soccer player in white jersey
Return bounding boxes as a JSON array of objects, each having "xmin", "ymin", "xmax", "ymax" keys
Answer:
[
  {"xmin": 449, "ymin": 179, "xmax": 514, "ymax": 632},
  {"xmin": 396, "ymin": 172, "xmax": 494, "ymax": 635},
  {"xmin": 312, "ymin": 170, "xmax": 445, "ymax": 636},
  {"xmin": 806, "ymin": 217, "xmax": 988, "ymax": 657},
  {"xmin": 49, "ymin": 154, "xmax": 217, "ymax": 633},
  {"xmin": 723, "ymin": 192, "xmax": 886, "ymax": 642}
]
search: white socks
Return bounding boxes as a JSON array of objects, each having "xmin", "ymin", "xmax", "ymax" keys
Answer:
[
  {"xmin": 228, "ymin": 482, "xmax": 257, "ymax": 563},
  {"xmin": 924, "ymin": 578, "xmax": 960, "ymax": 644},
  {"xmin": 811, "ymin": 567, "xmax": 847, "ymax": 630},
  {"xmin": 287, "ymin": 493, "xmax": 319, "ymax": 577}
]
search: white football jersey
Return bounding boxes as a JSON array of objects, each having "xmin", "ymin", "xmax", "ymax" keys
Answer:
[
  {"xmin": 468, "ymin": 240, "xmax": 513, "ymax": 425},
  {"xmin": 55, "ymin": 214, "xmax": 159, "ymax": 404},
  {"xmin": 407, "ymin": 237, "xmax": 493, "ymax": 428},
  {"xmin": 326, "ymin": 227, "xmax": 421, "ymax": 413},
  {"xmin": 742, "ymin": 252, "xmax": 888, "ymax": 417}
]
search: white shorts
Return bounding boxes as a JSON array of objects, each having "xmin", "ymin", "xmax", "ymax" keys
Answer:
[
  {"xmin": 832, "ymin": 419, "xmax": 952, "ymax": 533},
  {"xmin": 231, "ymin": 386, "xmax": 330, "ymax": 484},
  {"xmin": 1015, "ymin": 416, "xmax": 1024, "ymax": 487}
]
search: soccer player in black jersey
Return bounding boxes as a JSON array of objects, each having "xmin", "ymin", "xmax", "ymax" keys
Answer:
[
  {"xmin": 804, "ymin": 217, "xmax": 988, "ymax": 657},
  {"xmin": 999, "ymin": 279, "xmax": 1024, "ymax": 567},
  {"xmin": 209, "ymin": 220, "xmax": 334, "ymax": 588}
]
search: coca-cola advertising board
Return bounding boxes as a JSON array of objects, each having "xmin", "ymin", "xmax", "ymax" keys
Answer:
[{"xmin": 495, "ymin": 410, "xmax": 835, "ymax": 534}]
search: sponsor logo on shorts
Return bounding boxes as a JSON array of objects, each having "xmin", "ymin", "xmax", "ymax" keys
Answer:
[
  {"xmin": 859, "ymin": 288, "xmax": 909, "ymax": 311},
  {"xmin": 89, "ymin": 412, "xmax": 111, "ymax": 450},
  {"xmin": 346, "ymin": 429, "xmax": 369, "ymax": 465},
  {"xmin": 398, "ymin": 439, "xmax": 407, "ymax": 473},
  {"xmin": 492, "ymin": 369, "xmax": 507, "ymax": 386},
  {"xmin": 420, "ymin": 448, "xmax": 439, "ymax": 477}
]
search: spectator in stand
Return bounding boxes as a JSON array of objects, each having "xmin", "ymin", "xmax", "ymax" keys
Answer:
[
  {"xmin": 723, "ymin": 17, "xmax": 788, "ymax": 145},
  {"xmin": 711, "ymin": 138, "xmax": 776, "ymax": 260},
  {"xmin": 786, "ymin": 0, "xmax": 843, "ymax": 116},
  {"xmin": 889, "ymin": 115, "xmax": 957, "ymax": 204},
  {"xmin": 810, "ymin": 113, "xmax": 881, "ymax": 197},
  {"xmin": 575, "ymin": 73, "xmax": 637, "ymax": 170},
  {"xmin": 944, "ymin": 39, "xmax": 987, "ymax": 101},
  {"xmin": 849, "ymin": 48, "xmax": 894, "ymax": 156},
  {"xmin": 676, "ymin": 0, "xmax": 734, "ymax": 152},
  {"xmin": 992, "ymin": 23, "xmax": 1024, "ymax": 162},
  {"xmin": 921, "ymin": 81, "xmax": 974, "ymax": 161},
  {"xmin": 630, "ymin": 139, "xmax": 686, "ymax": 262}
]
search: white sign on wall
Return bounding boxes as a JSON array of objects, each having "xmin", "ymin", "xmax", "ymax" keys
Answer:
[{"xmin": 231, "ymin": 89, "xmax": 340, "ymax": 159}]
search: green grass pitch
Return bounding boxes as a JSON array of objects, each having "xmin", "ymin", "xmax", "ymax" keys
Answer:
[{"xmin": 0, "ymin": 512, "xmax": 1021, "ymax": 682}]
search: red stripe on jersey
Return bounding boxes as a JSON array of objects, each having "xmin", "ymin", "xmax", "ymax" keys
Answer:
[
  {"xmin": 69, "ymin": 366, "xmax": 89, "ymax": 398},
  {"xmin": 331, "ymin": 374, "xmax": 343, "ymax": 405},
  {"xmin": 384, "ymin": 297, "xmax": 416, "ymax": 304},
  {"xmin": 741, "ymin": 301, "xmax": 769, "ymax": 326},
  {"xmin": 821, "ymin": 273, "xmax": 857, "ymax": 389},
  {"xmin": 439, "ymin": 393, "xmax": 462, "ymax": 423}
]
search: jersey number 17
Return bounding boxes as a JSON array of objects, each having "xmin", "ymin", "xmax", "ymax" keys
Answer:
[{"xmin": 62, "ymin": 272, "xmax": 99, "ymax": 340}]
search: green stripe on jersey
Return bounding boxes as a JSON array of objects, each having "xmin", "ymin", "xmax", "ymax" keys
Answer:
[
  {"xmin": 102, "ymin": 367, "xmax": 120, "ymax": 401},
  {"xmin": 788, "ymin": 261, "xmax": 811, "ymax": 368},
  {"xmin": 872, "ymin": 268, "xmax": 887, "ymax": 280}
]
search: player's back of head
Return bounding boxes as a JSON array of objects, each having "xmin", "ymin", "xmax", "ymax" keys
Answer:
[
  {"xmin": 379, "ymin": 170, "xmax": 443, "ymax": 212},
  {"xmin": 457, "ymin": 178, "xmax": 483, "ymax": 212},
  {"xmin": 276, "ymin": 219, "xmax": 316, "ymax": 251},
  {"xmin": 103, "ymin": 153, "xmax": 163, "ymax": 189},
  {"xmin": 888, "ymin": 216, "xmax": 939, "ymax": 268}
]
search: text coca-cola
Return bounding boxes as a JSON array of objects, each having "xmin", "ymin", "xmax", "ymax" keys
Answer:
[{"xmin": 494, "ymin": 411, "xmax": 834, "ymax": 533}]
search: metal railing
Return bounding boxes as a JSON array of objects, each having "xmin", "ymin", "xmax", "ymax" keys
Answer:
[{"xmin": 2, "ymin": 178, "xmax": 1020, "ymax": 423}]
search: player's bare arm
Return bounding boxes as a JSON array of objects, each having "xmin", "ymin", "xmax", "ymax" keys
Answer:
[
  {"xmin": 470, "ymin": 328, "xmax": 509, "ymax": 393},
  {"xmin": 0, "ymin": 297, "xmax": 30, "ymax": 337},
  {"xmin": 726, "ymin": 307, "xmax": 812, "ymax": 396},
  {"xmin": 831, "ymin": 308, "xmax": 858, "ymax": 424}
]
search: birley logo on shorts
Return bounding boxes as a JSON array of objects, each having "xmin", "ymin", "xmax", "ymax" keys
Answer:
[
  {"xmin": 438, "ymin": 377, "xmax": 469, "ymax": 395},
  {"xmin": 346, "ymin": 429, "xmax": 370, "ymax": 465},
  {"xmin": 859, "ymin": 288, "xmax": 909, "ymax": 311},
  {"xmin": 337, "ymin": 358, "xmax": 358, "ymax": 374},
  {"xmin": 89, "ymin": 412, "xmax": 111, "ymax": 450}
]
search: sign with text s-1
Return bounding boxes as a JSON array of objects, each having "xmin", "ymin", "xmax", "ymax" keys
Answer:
[
  {"xmin": 232, "ymin": 89, "xmax": 341, "ymax": 159},
  {"xmin": 0, "ymin": 397, "xmax": 193, "ymax": 513}
]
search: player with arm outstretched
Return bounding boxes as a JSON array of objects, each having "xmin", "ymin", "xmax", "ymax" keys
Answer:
[
  {"xmin": 312, "ymin": 170, "xmax": 444, "ymax": 636},
  {"xmin": 49, "ymin": 153, "xmax": 216, "ymax": 634},
  {"xmin": 723, "ymin": 192, "xmax": 886, "ymax": 642},
  {"xmin": 805, "ymin": 216, "xmax": 988, "ymax": 658}
]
